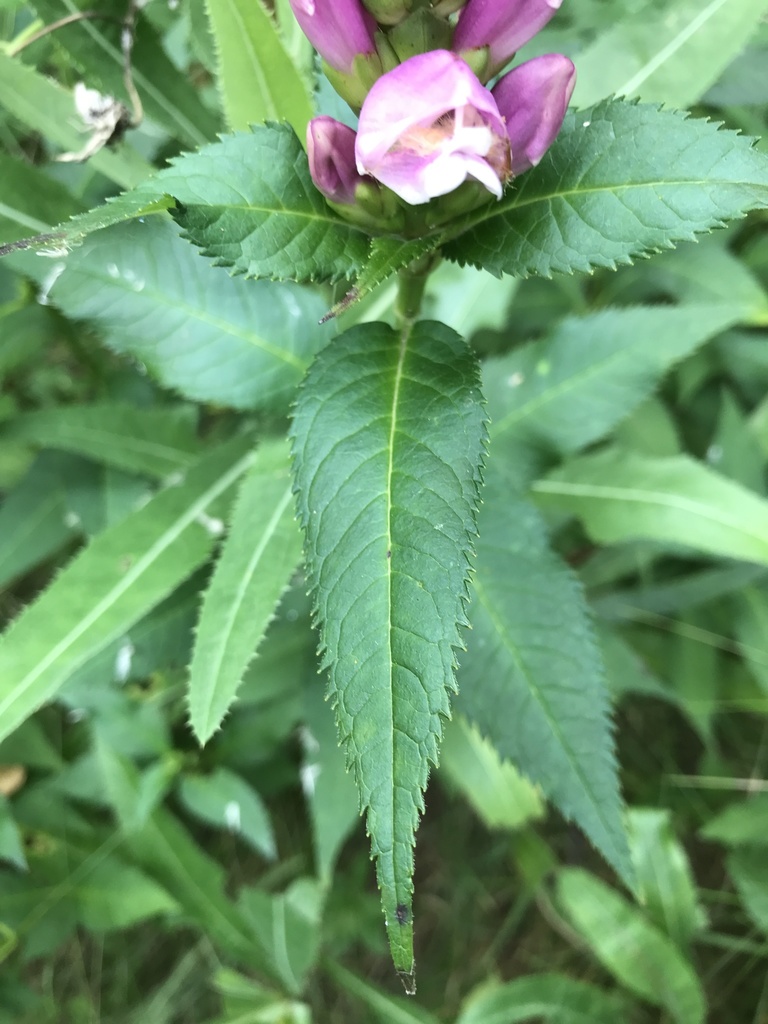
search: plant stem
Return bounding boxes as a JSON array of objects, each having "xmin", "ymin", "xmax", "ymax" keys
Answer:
[{"xmin": 395, "ymin": 251, "xmax": 440, "ymax": 328}]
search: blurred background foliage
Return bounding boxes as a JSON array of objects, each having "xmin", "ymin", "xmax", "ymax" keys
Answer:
[{"xmin": 1, "ymin": 0, "xmax": 768, "ymax": 1021}]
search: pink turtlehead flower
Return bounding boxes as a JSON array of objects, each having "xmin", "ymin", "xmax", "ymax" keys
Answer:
[
  {"xmin": 307, "ymin": 117, "xmax": 366, "ymax": 204},
  {"xmin": 454, "ymin": 0, "xmax": 564, "ymax": 75},
  {"xmin": 288, "ymin": 0, "xmax": 376, "ymax": 73},
  {"xmin": 493, "ymin": 53, "xmax": 576, "ymax": 175},
  {"xmin": 355, "ymin": 51, "xmax": 511, "ymax": 206}
]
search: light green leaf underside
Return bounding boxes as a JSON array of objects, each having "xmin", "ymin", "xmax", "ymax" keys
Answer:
[
  {"xmin": 457, "ymin": 464, "xmax": 633, "ymax": 887},
  {"xmin": 574, "ymin": 0, "xmax": 768, "ymax": 109},
  {"xmin": 485, "ymin": 305, "xmax": 743, "ymax": 461},
  {"xmin": 2, "ymin": 403, "xmax": 201, "ymax": 478},
  {"xmin": 558, "ymin": 869, "xmax": 706, "ymax": 1024},
  {"xmin": 48, "ymin": 218, "xmax": 329, "ymax": 411},
  {"xmin": 188, "ymin": 438, "xmax": 303, "ymax": 744},
  {"xmin": 535, "ymin": 448, "xmax": 768, "ymax": 565},
  {"xmin": 0, "ymin": 436, "xmax": 254, "ymax": 745},
  {"xmin": 0, "ymin": 52, "xmax": 151, "ymax": 189},
  {"xmin": 205, "ymin": 0, "xmax": 313, "ymax": 135},
  {"xmin": 291, "ymin": 321, "xmax": 487, "ymax": 979},
  {"xmin": 445, "ymin": 100, "xmax": 768, "ymax": 280}
]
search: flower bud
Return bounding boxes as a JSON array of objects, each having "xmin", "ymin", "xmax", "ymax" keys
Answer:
[
  {"xmin": 307, "ymin": 117, "xmax": 368, "ymax": 205},
  {"xmin": 453, "ymin": 0, "xmax": 564, "ymax": 76},
  {"xmin": 492, "ymin": 53, "xmax": 575, "ymax": 175},
  {"xmin": 288, "ymin": 0, "xmax": 377, "ymax": 72},
  {"xmin": 355, "ymin": 50, "xmax": 510, "ymax": 206}
]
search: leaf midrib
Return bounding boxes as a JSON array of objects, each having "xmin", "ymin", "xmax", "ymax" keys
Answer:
[
  {"xmin": 472, "ymin": 569, "xmax": 620, "ymax": 852},
  {"xmin": 533, "ymin": 476, "xmax": 768, "ymax": 556}
]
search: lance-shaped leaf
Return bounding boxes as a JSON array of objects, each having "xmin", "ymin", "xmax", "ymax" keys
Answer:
[
  {"xmin": 291, "ymin": 321, "xmax": 486, "ymax": 983},
  {"xmin": 456, "ymin": 461, "xmax": 633, "ymax": 887},
  {"xmin": 445, "ymin": 100, "xmax": 768, "ymax": 280}
]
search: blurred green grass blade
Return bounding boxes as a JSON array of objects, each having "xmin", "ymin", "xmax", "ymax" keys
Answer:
[
  {"xmin": 187, "ymin": 438, "xmax": 303, "ymax": 743},
  {"xmin": 325, "ymin": 960, "xmax": 441, "ymax": 1024},
  {"xmin": 0, "ymin": 152, "xmax": 85, "ymax": 242},
  {"xmin": 457, "ymin": 974, "xmax": 626, "ymax": 1024},
  {"xmin": 728, "ymin": 849, "xmax": 768, "ymax": 934},
  {"xmin": 205, "ymin": 0, "xmax": 313, "ymax": 135},
  {"xmin": 3, "ymin": 403, "xmax": 201, "ymax": 478},
  {"xmin": 33, "ymin": 0, "xmax": 219, "ymax": 148},
  {"xmin": 574, "ymin": 0, "xmax": 768, "ymax": 108},
  {"xmin": 558, "ymin": 868, "xmax": 706, "ymax": 1024},
  {"xmin": 0, "ymin": 52, "xmax": 151, "ymax": 189},
  {"xmin": 0, "ymin": 436, "xmax": 254, "ymax": 744},
  {"xmin": 628, "ymin": 808, "xmax": 706, "ymax": 949},
  {"xmin": 536, "ymin": 449, "xmax": 768, "ymax": 565},
  {"xmin": 701, "ymin": 794, "xmax": 768, "ymax": 846},
  {"xmin": 438, "ymin": 716, "xmax": 544, "ymax": 832}
]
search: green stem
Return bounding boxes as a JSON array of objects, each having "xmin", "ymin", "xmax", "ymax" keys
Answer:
[{"xmin": 394, "ymin": 251, "xmax": 440, "ymax": 328}]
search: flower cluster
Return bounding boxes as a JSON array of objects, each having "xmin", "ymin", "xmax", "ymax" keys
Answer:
[{"xmin": 290, "ymin": 0, "xmax": 575, "ymax": 225}]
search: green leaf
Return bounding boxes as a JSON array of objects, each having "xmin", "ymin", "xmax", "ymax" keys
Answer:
[
  {"xmin": 574, "ymin": 0, "xmax": 768, "ymax": 108},
  {"xmin": 535, "ymin": 449, "xmax": 768, "ymax": 565},
  {"xmin": 701, "ymin": 794, "xmax": 768, "ymax": 846},
  {"xmin": 2, "ymin": 403, "xmax": 200, "ymax": 478},
  {"xmin": 445, "ymin": 100, "xmax": 768, "ymax": 280},
  {"xmin": 0, "ymin": 52, "xmax": 151, "ymax": 189},
  {"xmin": 205, "ymin": 0, "xmax": 313, "ymax": 135},
  {"xmin": 728, "ymin": 849, "xmax": 768, "ymax": 934},
  {"xmin": 49, "ymin": 218, "xmax": 329, "ymax": 410},
  {"xmin": 177, "ymin": 767, "xmax": 276, "ymax": 859},
  {"xmin": 302, "ymin": 681, "xmax": 360, "ymax": 884},
  {"xmin": 0, "ymin": 454, "xmax": 78, "ymax": 591},
  {"xmin": 291, "ymin": 320, "xmax": 487, "ymax": 980},
  {"xmin": 557, "ymin": 868, "xmax": 706, "ymax": 1024},
  {"xmin": 188, "ymin": 439, "xmax": 303, "ymax": 743},
  {"xmin": 32, "ymin": 0, "xmax": 220, "ymax": 149},
  {"xmin": 0, "ymin": 796, "xmax": 26, "ymax": 871},
  {"xmin": 439, "ymin": 715, "xmax": 544, "ymax": 832},
  {"xmin": 457, "ymin": 974, "xmax": 626, "ymax": 1024},
  {"xmin": 95, "ymin": 739, "xmax": 268, "ymax": 967},
  {"xmin": 0, "ymin": 436, "xmax": 254, "ymax": 745},
  {"xmin": 0, "ymin": 153, "xmax": 84, "ymax": 243},
  {"xmin": 628, "ymin": 808, "xmax": 705, "ymax": 949},
  {"xmin": 486, "ymin": 305, "xmax": 742, "ymax": 460},
  {"xmin": 456, "ymin": 465, "xmax": 633, "ymax": 887},
  {"xmin": 3, "ymin": 126, "xmax": 368, "ymax": 284},
  {"xmin": 239, "ymin": 879, "xmax": 323, "ymax": 995}
]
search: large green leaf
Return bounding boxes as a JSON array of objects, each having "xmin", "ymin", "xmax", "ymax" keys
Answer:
[
  {"xmin": 558, "ymin": 868, "xmax": 706, "ymax": 1024},
  {"xmin": 188, "ymin": 438, "xmax": 303, "ymax": 743},
  {"xmin": 0, "ymin": 437, "xmax": 253, "ymax": 744},
  {"xmin": 728, "ymin": 848, "xmax": 768, "ymax": 933},
  {"xmin": 456, "ymin": 464, "xmax": 633, "ymax": 886},
  {"xmin": 535, "ymin": 448, "xmax": 768, "ymax": 565},
  {"xmin": 48, "ymin": 218, "xmax": 330, "ymax": 410},
  {"xmin": 485, "ymin": 305, "xmax": 742, "ymax": 460},
  {"xmin": 574, "ymin": 0, "xmax": 768, "ymax": 108},
  {"xmin": 205, "ymin": 0, "xmax": 313, "ymax": 135},
  {"xmin": 445, "ymin": 100, "xmax": 768, "ymax": 279},
  {"xmin": 291, "ymin": 320, "xmax": 486, "ymax": 981}
]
